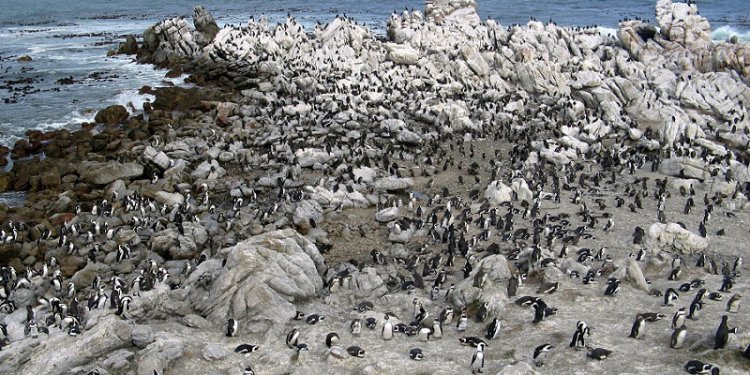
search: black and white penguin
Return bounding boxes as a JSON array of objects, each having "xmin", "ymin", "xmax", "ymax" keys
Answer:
[
  {"xmin": 486, "ymin": 318, "xmax": 501, "ymax": 340},
  {"xmin": 292, "ymin": 311, "xmax": 305, "ymax": 320},
  {"xmin": 243, "ymin": 366, "xmax": 255, "ymax": 375},
  {"xmin": 671, "ymin": 325, "xmax": 687, "ymax": 349},
  {"xmin": 418, "ymin": 326, "xmax": 432, "ymax": 342},
  {"xmin": 234, "ymin": 344, "xmax": 260, "ymax": 355},
  {"xmin": 726, "ymin": 294, "xmax": 741, "ymax": 313},
  {"xmin": 684, "ymin": 360, "xmax": 718, "ymax": 374},
  {"xmin": 586, "ymin": 346, "xmax": 611, "ymax": 360},
  {"xmin": 459, "ymin": 337, "xmax": 487, "ymax": 348},
  {"xmin": 365, "ymin": 317, "xmax": 377, "ymax": 330},
  {"xmin": 291, "ymin": 343, "xmax": 308, "ymax": 361},
  {"xmin": 628, "ymin": 315, "xmax": 645, "ymax": 339},
  {"xmin": 476, "ymin": 302, "xmax": 490, "ymax": 322},
  {"xmin": 570, "ymin": 321, "xmax": 589, "ymax": 348},
  {"xmin": 640, "ymin": 312, "xmax": 666, "ymax": 322},
  {"xmin": 225, "ymin": 319, "xmax": 238, "ymax": 337},
  {"xmin": 382, "ymin": 314, "xmax": 393, "ymax": 340},
  {"xmin": 350, "ymin": 319, "xmax": 362, "ymax": 336},
  {"xmin": 286, "ymin": 328, "xmax": 300, "ymax": 348},
  {"xmin": 672, "ymin": 308, "xmax": 687, "ymax": 328},
  {"xmin": 470, "ymin": 342, "xmax": 485, "ymax": 374},
  {"xmin": 347, "ymin": 345, "xmax": 365, "ymax": 357},
  {"xmin": 409, "ymin": 347, "xmax": 424, "ymax": 360},
  {"xmin": 688, "ymin": 299, "xmax": 703, "ymax": 320},
  {"xmin": 456, "ymin": 308, "xmax": 469, "ymax": 332},
  {"xmin": 325, "ymin": 332, "xmax": 339, "ymax": 348},
  {"xmin": 714, "ymin": 315, "xmax": 730, "ymax": 350},
  {"xmin": 604, "ymin": 278, "xmax": 620, "ymax": 296},
  {"xmin": 664, "ymin": 288, "xmax": 679, "ymax": 306},
  {"xmin": 533, "ymin": 343, "xmax": 554, "ymax": 367},
  {"xmin": 305, "ymin": 314, "xmax": 324, "ymax": 325}
]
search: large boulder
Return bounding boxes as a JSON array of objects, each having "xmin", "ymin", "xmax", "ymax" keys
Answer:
[
  {"xmin": 188, "ymin": 229, "xmax": 325, "ymax": 335},
  {"xmin": 193, "ymin": 6, "xmax": 219, "ymax": 46},
  {"xmin": 94, "ymin": 105, "xmax": 129, "ymax": 124},
  {"xmin": 77, "ymin": 161, "xmax": 143, "ymax": 185},
  {"xmin": 648, "ymin": 222, "xmax": 708, "ymax": 254}
]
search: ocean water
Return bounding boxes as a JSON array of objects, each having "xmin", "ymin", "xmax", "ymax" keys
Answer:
[{"xmin": 0, "ymin": 0, "xmax": 748, "ymax": 147}]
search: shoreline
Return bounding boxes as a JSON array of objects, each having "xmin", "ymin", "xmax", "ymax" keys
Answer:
[{"xmin": 0, "ymin": 0, "xmax": 750, "ymax": 374}]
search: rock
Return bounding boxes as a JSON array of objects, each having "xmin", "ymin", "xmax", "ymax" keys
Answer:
[
  {"xmin": 142, "ymin": 146, "xmax": 172, "ymax": 171},
  {"xmin": 396, "ymin": 129, "xmax": 422, "ymax": 145},
  {"xmin": 485, "ymin": 180, "xmax": 513, "ymax": 205},
  {"xmin": 0, "ymin": 315, "xmax": 131, "ymax": 375},
  {"xmin": 69, "ymin": 262, "xmax": 109, "ymax": 289},
  {"xmin": 118, "ymin": 35, "xmax": 139, "ymax": 55},
  {"xmin": 295, "ymin": 148, "xmax": 333, "ymax": 168},
  {"xmin": 16, "ymin": 55, "xmax": 32, "ymax": 62},
  {"xmin": 77, "ymin": 161, "xmax": 143, "ymax": 185},
  {"xmin": 193, "ymin": 6, "xmax": 220, "ymax": 45},
  {"xmin": 201, "ymin": 343, "xmax": 227, "ymax": 361},
  {"xmin": 293, "ymin": 200, "xmax": 324, "ymax": 230},
  {"xmin": 49, "ymin": 195, "xmax": 72, "ymax": 213},
  {"xmin": 151, "ymin": 191, "xmax": 184, "ymax": 207},
  {"xmin": 131, "ymin": 325, "xmax": 155, "ymax": 349},
  {"xmin": 188, "ymin": 229, "xmax": 324, "ymax": 333},
  {"xmin": 648, "ymin": 222, "xmax": 708, "ymax": 254},
  {"xmin": 496, "ymin": 362, "xmax": 540, "ymax": 375},
  {"xmin": 190, "ymin": 159, "xmax": 226, "ymax": 181},
  {"xmin": 375, "ymin": 206, "xmax": 401, "ymax": 223},
  {"xmin": 386, "ymin": 43, "xmax": 420, "ymax": 65},
  {"xmin": 94, "ymin": 105, "xmax": 129, "ymax": 124},
  {"xmin": 372, "ymin": 177, "xmax": 414, "ymax": 191}
]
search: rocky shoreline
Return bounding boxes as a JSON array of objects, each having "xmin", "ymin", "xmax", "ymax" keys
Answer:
[{"xmin": 1, "ymin": 0, "xmax": 749, "ymax": 374}]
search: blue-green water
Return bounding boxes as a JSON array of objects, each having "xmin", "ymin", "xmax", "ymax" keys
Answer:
[{"xmin": 0, "ymin": 0, "xmax": 747, "ymax": 146}]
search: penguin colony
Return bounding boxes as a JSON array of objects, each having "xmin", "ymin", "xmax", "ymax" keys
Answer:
[{"xmin": 1, "ymin": 0, "xmax": 750, "ymax": 374}]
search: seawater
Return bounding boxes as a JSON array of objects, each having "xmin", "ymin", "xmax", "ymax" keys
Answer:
[{"xmin": 0, "ymin": 0, "xmax": 748, "ymax": 147}]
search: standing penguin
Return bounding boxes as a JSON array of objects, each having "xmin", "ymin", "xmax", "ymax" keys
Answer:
[
  {"xmin": 286, "ymin": 328, "xmax": 300, "ymax": 348},
  {"xmin": 672, "ymin": 308, "xmax": 686, "ymax": 329},
  {"xmin": 226, "ymin": 319, "xmax": 238, "ymax": 337},
  {"xmin": 350, "ymin": 319, "xmax": 362, "ymax": 337},
  {"xmin": 714, "ymin": 315, "xmax": 729, "ymax": 350},
  {"xmin": 628, "ymin": 315, "xmax": 645, "ymax": 339},
  {"xmin": 664, "ymin": 288, "xmax": 679, "ymax": 306},
  {"xmin": 671, "ymin": 325, "xmax": 687, "ymax": 349},
  {"xmin": 486, "ymin": 318, "xmax": 501, "ymax": 340},
  {"xmin": 456, "ymin": 309, "xmax": 469, "ymax": 332},
  {"xmin": 471, "ymin": 342, "xmax": 485, "ymax": 374},
  {"xmin": 432, "ymin": 319, "xmax": 443, "ymax": 339},
  {"xmin": 726, "ymin": 294, "xmax": 741, "ymax": 313},
  {"xmin": 382, "ymin": 314, "xmax": 393, "ymax": 340}
]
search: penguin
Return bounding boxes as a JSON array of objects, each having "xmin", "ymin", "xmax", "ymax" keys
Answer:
[
  {"xmin": 671, "ymin": 325, "xmax": 687, "ymax": 349},
  {"xmin": 292, "ymin": 311, "xmax": 305, "ymax": 320},
  {"xmin": 672, "ymin": 308, "xmax": 687, "ymax": 329},
  {"xmin": 604, "ymin": 278, "xmax": 620, "ymax": 296},
  {"xmin": 714, "ymin": 283, "xmax": 735, "ymax": 306},
  {"xmin": 486, "ymin": 318, "xmax": 501, "ymax": 340},
  {"xmin": 629, "ymin": 315, "xmax": 645, "ymax": 339},
  {"xmin": 470, "ymin": 342, "xmax": 485, "ymax": 374},
  {"xmin": 688, "ymin": 299, "xmax": 703, "ymax": 320},
  {"xmin": 292, "ymin": 343, "xmax": 308, "ymax": 361},
  {"xmin": 533, "ymin": 343, "xmax": 554, "ymax": 367},
  {"xmin": 640, "ymin": 312, "xmax": 666, "ymax": 322},
  {"xmin": 664, "ymin": 288, "xmax": 679, "ymax": 306},
  {"xmin": 350, "ymin": 319, "xmax": 362, "ymax": 336},
  {"xmin": 234, "ymin": 344, "xmax": 260, "ymax": 355},
  {"xmin": 409, "ymin": 347, "xmax": 424, "ymax": 360},
  {"xmin": 456, "ymin": 309, "xmax": 469, "ymax": 332},
  {"xmin": 586, "ymin": 346, "xmax": 611, "ymax": 360},
  {"xmin": 432, "ymin": 319, "xmax": 443, "ymax": 339},
  {"xmin": 382, "ymin": 314, "xmax": 393, "ymax": 340},
  {"xmin": 507, "ymin": 274, "xmax": 519, "ymax": 297},
  {"xmin": 365, "ymin": 317, "xmax": 377, "ymax": 330},
  {"xmin": 325, "ymin": 332, "xmax": 339, "ymax": 348},
  {"xmin": 684, "ymin": 360, "xmax": 717, "ymax": 374},
  {"xmin": 226, "ymin": 318, "xmax": 238, "ymax": 337},
  {"xmin": 286, "ymin": 328, "xmax": 300, "ymax": 348},
  {"xmin": 743, "ymin": 343, "xmax": 750, "ymax": 359},
  {"xmin": 459, "ymin": 337, "xmax": 487, "ymax": 348},
  {"xmin": 714, "ymin": 315, "xmax": 729, "ymax": 350},
  {"xmin": 243, "ymin": 366, "xmax": 255, "ymax": 375},
  {"xmin": 570, "ymin": 321, "xmax": 589, "ymax": 348},
  {"xmin": 476, "ymin": 302, "xmax": 490, "ymax": 322},
  {"xmin": 347, "ymin": 345, "xmax": 365, "ymax": 357},
  {"xmin": 305, "ymin": 314, "xmax": 324, "ymax": 325},
  {"xmin": 418, "ymin": 326, "xmax": 432, "ymax": 342}
]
